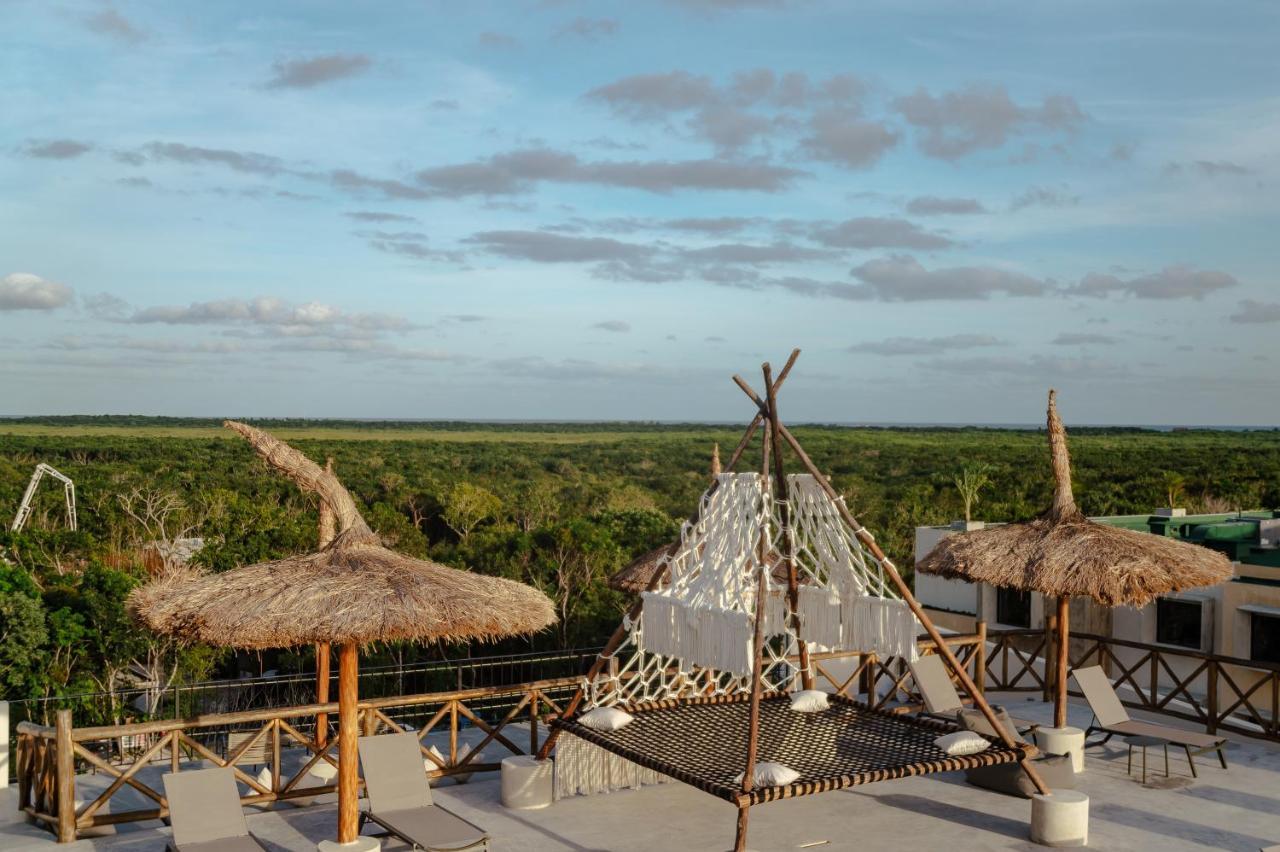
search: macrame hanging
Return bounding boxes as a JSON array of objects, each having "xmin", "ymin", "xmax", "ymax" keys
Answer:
[{"xmin": 557, "ymin": 471, "xmax": 919, "ymax": 799}]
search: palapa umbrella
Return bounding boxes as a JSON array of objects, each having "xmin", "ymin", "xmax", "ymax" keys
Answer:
[
  {"xmin": 916, "ymin": 390, "xmax": 1232, "ymax": 729},
  {"xmin": 131, "ymin": 422, "xmax": 556, "ymax": 847}
]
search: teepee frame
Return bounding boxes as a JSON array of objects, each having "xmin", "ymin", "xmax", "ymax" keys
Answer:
[{"xmin": 542, "ymin": 350, "xmax": 1048, "ymax": 851}]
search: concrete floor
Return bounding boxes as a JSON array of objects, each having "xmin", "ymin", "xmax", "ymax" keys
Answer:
[{"xmin": 4, "ymin": 695, "xmax": 1279, "ymax": 852}]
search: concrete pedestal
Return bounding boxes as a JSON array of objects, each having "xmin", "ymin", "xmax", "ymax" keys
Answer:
[
  {"xmin": 501, "ymin": 755, "xmax": 554, "ymax": 810},
  {"xmin": 1030, "ymin": 790, "xmax": 1089, "ymax": 847},
  {"xmin": 1035, "ymin": 726, "xmax": 1086, "ymax": 772},
  {"xmin": 317, "ymin": 837, "xmax": 380, "ymax": 852},
  {"xmin": 292, "ymin": 761, "xmax": 338, "ymax": 807}
]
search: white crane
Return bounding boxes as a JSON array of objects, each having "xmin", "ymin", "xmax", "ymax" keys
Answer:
[{"xmin": 11, "ymin": 463, "xmax": 77, "ymax": 532}]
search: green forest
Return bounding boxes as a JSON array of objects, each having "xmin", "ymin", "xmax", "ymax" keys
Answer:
[{"xmin": 2, "ymin": 416, "xmax": 1278, "ymax": 724}]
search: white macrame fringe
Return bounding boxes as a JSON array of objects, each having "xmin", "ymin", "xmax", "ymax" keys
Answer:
[
  {"xmin": 797, "ymin": 585, "xmax": 843, "ymax": 648},
  {"xmin": 554, "ymin": 732, "xmax": 671, "ymax": 799},
  {"xmin": 843, "ymin": 594, "xmax": 919, "ymax": 662}
]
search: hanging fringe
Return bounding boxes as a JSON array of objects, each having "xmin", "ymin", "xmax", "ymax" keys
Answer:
[
  {"xmin": 840, "ymin": 594, "xmax": 919, "ymax": 661},
  {"xmin": 553, "ymin": 733, "xmax": 672, "ymax": 799},
  {"xmin": 797, "ymin": 585, "xmax": 843, "ymax": 648},
  {"xmin": 640, "ymin": 593, "xmax": 755, "ymax": 677}
]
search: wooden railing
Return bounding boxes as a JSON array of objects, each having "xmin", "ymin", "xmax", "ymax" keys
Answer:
[
  {"xmin": 16, "ymin": 676, "xmax": 580, "ymax": 842},
  {"xmin": 24, "ymin": 625, "xmax": 1277, "ymax": 843},
  {"xmin": 984, "ymin": 628, "xmax": 1280, "ymax": 741}
]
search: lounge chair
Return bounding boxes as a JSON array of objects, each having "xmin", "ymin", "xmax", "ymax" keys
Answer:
[
  {"xmin": 1073, "ymin": 665, "xmax": 1228, "ymax": 776},
  {"xmin": 909, "ymin": 654, "xmax": 1038, "ymax": 735},
  {"xmin": 162, "ymin": 767, "xmax": 267, "ymax": 852},
  {"xmin": 357, "ymin": 732, "xmax": 489, "ymax": 852}
]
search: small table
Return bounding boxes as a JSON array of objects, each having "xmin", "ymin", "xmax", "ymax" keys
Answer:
[{"xmin": 1123, "ymin": 734, "xmax": 1169, "ymax": 784}]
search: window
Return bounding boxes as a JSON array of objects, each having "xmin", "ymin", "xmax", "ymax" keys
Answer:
[
  {"xmin": 996, "ymin": 587, "xmax": 1032, "ymax": 628},
  {"xmin": 1251, "ymin": 613, "xmax": 1280, "ymax": 664},
  {"xmin": 1156, "ymin": 597, "xmax": 1203, "ymax": 649}
]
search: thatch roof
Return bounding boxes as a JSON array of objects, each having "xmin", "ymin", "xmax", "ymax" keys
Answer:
[
  {"xmin": 916, "ymin": 390, "xmax": 1233, "ymax": 607},
  {"xmin": 130, "ymin": 422, "xmax": 556, "ymax": 649},
  {"xmin": 610, "ymin": 541, "xmax": 680, "ymax": 592},
  {"xmin": 609, "ymin": 543, "xmax": 792, "ymax": 593}
]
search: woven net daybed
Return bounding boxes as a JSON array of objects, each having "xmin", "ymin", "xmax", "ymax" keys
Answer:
[
  {"xmin": 541, "ymin": 352, "xmax": 1047, "ymax": 852},
  {"xmin": 554, "ymin": 692, "xmax": 1028, "ymax": 805}
]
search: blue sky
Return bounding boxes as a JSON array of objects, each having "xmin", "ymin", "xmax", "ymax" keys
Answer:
[{"xmin": 2, "ymin": 1, "xmax": 1277, "ymax": 424}]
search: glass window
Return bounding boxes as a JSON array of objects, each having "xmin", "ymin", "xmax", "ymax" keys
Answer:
[
  {"xmin": 1251, "ymin": 613, "xmax": 1280, "ymax": 665},
  {"xmin": 996, "ymin": 587, "xmax": 1032, "ymax": 628},
  {"xmin": 1156, "ymin": 598, "xmax": 1203, "ymax": 649}
]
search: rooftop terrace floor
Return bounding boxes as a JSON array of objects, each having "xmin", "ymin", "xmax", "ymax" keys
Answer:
[{"xmin": 5, "ymin": 695, "xmax": 1279, "ymax": 852}]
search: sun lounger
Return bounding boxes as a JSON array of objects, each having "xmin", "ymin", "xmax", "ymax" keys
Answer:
[
  {"xmin": 1073, "ymin": 665, "xmax": 1228, "ymax": 776},
  {"xmin": 909, "ymin": 654, "xmax": 1038, "ymax": 734},
  {"xmin": 358, "ymin": 732, "xmax": 489, "ymax": 852},
  {"xmin": 162, "ymin": 767, "xmax": 267, "ymax": 852}
]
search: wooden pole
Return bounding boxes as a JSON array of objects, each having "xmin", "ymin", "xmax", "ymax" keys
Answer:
[
  {"xmin": 763, "ymin": 362, "xmax": 813, "ymax": 691},
  {"xmin": 315, "ymin": 644, "xmax": 331, "ymax": 749},
  {"xmin": 535, "ymin": 351, "xmax": 802, "ymax": 761},
  {"xmin": 316, "ymin": 462, "xmax": 336, "ymax": 751},
  {"xmin": 55, "ymin": 709, "xmax": 75, "ymax": 844},
  {"xmin": 1055, "ymin": 595, "xmax": 1070, "ymax": 729},
  {"xmin": 736, "ymin": 442, "xmax": 774, "ymax": 852},
  {"xmin": 337, "ymin": 642, "xmax": 359, "ymax": 845},
  {"xmin": 753, "ymin": 412, "xmax": 1050, "ymax": 795},
  {"xmin": 975, "ymin": 620, "xmax": 987, "ymax": 697}
]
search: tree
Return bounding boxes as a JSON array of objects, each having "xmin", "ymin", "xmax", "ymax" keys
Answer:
[
  {"xmin": 443, "ymin": 483, "xmax": 501, "ymax": 541},
  {"xmin": 954, "ymin": 464, "xmax": 994, "ymax": 523},
  {"xmin": 0, "ymin": 593, "xmax": 48, "ymax": 698}
]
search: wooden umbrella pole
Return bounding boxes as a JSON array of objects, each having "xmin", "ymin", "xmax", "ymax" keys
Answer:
[
  {"xmin": 763, "ymin": 362, "xmax": 813, "ymax": 691},
  {"xmin": 1055, "ymin": 595, "xmax": 1070, "ymax": 729},
  {"xmin": 315, "ymin": 643, "xmax": 331, "ymax": 749},
  {"xmin": 536, "ymin": 352, "xmax": 801, "ymax": 761},
  {"xmin": 337, "ymin": 642, "xmax": 360, "ymax": 844},
  {"xmin": 767, "ymin": 421, "xmax": 1050, "ymax": 794}
]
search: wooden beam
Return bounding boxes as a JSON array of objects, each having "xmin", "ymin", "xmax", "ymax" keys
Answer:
[
  {"xmin": 763, "ymin": 361, "xmax": 813, "ymax": 690},
  {"xmin": 55, "ymin": 710, "xmax": 75, "ymax": 844},
  {"xmin": 336, "ymin": 643, "xmax": 359, "ymax": 845},
  {"xmin": 1056, "ymin": 595, "xmax": 1070, "ymax": 729},
  {"xmin": 769, "ymin": 419, "xmax": 1050, "ymax": 795},
  {"xmin": 315, "ymin": 643, "xmax": 330, "ymax": 749}
]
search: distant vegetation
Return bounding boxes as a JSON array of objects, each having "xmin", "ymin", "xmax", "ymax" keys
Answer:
[{"xmin": 2, "ymin": 417, "xmax": 1278, "ymax": 724}]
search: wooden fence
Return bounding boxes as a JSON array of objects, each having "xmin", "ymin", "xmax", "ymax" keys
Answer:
[
  {"xmin": 21, "ymin": 625, "xmax": 1278, "ymax": 843},
  {"xmin": 983, "ymin": 628, "xmax": 1280, "ymax": 741},
  {"xmin": 16, "ymin": 676, "xmax": 581, "ymax": 842}
]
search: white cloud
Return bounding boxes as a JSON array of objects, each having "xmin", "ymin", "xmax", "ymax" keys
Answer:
[{"xmin": 0, "ymin": 273, "xmax": 74, "ymax": 311}]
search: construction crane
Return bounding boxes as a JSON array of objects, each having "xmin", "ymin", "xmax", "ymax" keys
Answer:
[{"xmin": 11, "ymin": 464, "xmax": 77, "ymax": 532}]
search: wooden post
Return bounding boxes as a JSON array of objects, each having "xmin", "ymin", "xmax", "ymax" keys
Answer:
[
  {"xmin": 1206, "ymin": 661, "xmax": 1219, "ymax": 735},
  {"xmin": 1044, "ymin": 610, "xmax": 1056, "ymax": 704},
  {"xmin": 975, "ymin": 621, "xmax": 987, "ymax": 697},
  {"xmin": 737, "ymin": 493, "xmax": 772, "ymax": 852},
  {"xmin": 315, "ymin": 643, "xmax": 331, "ymax": 748},
  {"xmin": 271, "ymin": 718, "xmax": 282, "ymax": 793},
  {"xmin": 337, "ymin": 642, "xmax": 359, "ymax": 845},
  {"xmin": 529, "ymin": 690, "xmax": 539, "ymax": 755},
  {"xmin": 1055, "ymin": 595, "xmax": 1070, "ymax": 729},
  {"xmin": 733, "ymin": 803, "xmax": 751, "ymax": 852},
  {"xmin": 763, "ymin": 362, "xmax": 813, "ymax": 691},
  {"xmin": 534, "ymin": 353, "xmax": 802, "ymax": 761},
  {"xmin": 766, "ymin": 419, "xmax": 1050, "ymax": 795},
  {"xmin": 55, "ymin": 710, "xmax": 75, "ymax": 844}
]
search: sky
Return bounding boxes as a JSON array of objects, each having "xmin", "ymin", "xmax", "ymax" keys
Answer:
[{"xmin": 2, "ymin": 1, "xmax": 1277, "ymax": 425}]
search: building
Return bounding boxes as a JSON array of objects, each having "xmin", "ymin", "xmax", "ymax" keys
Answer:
[{"xmin": 915, "ymin": 509, "xmax": 1280, "ymax": 666}]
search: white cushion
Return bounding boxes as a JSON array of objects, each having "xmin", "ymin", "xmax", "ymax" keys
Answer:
[
  {"xmin": 789, "ymin": 690, "xmax": 829, "ymax": 713},
  {"xmin": 733, "ymin": 761, "xmax": 800, "ymax": 787},
  {"xmin": 934, "ymin": 731, "xmax": 991, "ymax": 756},
  {"xmin": 578, "ymin": 706, "xmax": 634, "ymax": 731}
]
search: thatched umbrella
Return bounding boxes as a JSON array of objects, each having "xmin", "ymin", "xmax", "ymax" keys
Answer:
[
  {"xmin": 916, "ymin": 390, "xmax": 1232, "ymax": 729},
  {"xmin": 131, "ymin": 422, "xmax": 555, "ymax": 846}
]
